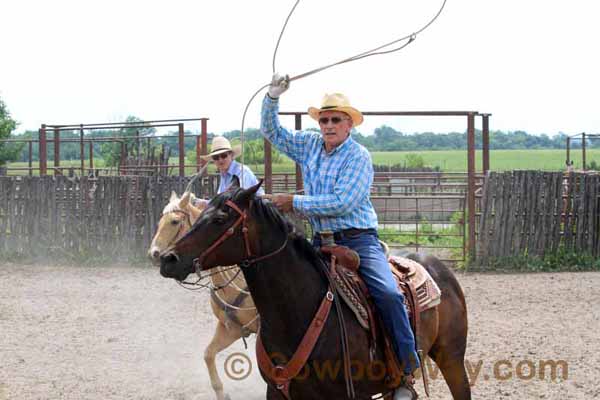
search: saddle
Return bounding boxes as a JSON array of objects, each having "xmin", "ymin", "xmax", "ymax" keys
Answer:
[{"xmin": 320, "ymin": 245, "xmax": 441, "ymax": 387}]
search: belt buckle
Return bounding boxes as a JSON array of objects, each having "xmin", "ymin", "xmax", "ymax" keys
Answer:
[{"xmin": 319, "ymin": 230, "xmax": 336, "ymax": 247}]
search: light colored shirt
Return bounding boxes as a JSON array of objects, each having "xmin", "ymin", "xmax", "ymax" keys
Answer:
[
  {"xmin": 218, "ymin": 160, "xmax": 265, "ymax": 196},
  {"xmin": 260, "ymin": 95, "xmax": 378, "ymax": 232}
]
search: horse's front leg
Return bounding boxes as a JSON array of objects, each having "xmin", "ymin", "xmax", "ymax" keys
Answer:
[{"xmin": 204, "ymin": 321, "xmax": 241, "ymax": 400}]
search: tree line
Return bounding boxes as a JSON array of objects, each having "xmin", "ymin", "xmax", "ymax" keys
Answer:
[
  {"xmin": 351, "ymin": 126, "xmax": 590, "ymax": 151},
  {"xmin": 7, "ymin": 125, "xmax": 595, "ymax": 165},
  {"xmin": 1, "ymin": 94, "xmax": 596, "ymax": 167}
]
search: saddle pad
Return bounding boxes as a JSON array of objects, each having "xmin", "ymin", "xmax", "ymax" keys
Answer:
[
  {"xmin": 333, "ymin": 256, "xmax": 442, "ymax": 331},
  {"xmin": 389, "ymin": 256, "xmax": 442, "ymax": 311}
]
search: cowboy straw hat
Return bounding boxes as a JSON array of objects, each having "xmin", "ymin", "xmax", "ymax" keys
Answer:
[
  {"xmin": 308, "ymin": 93, "xmax": 363, "ymax": 127},
  {"xmin": 201, "ymin": 136, "xmax": 242, "ymax": 161}
]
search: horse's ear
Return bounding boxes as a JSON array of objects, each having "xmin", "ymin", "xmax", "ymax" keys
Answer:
[
  {"xmin": 228, "ymin": 175, "xmax": 241, "ymax": 190},
  {"xmin": 179, "ymin": 192, "xmax": 191, "ymax": 209},
  {"xmin": 186, "ymin": 194, "xmax": 205, "ymax": 222},
  {"xmin": 237, "ymin": 180, "xmax": 263, "ymax": 205},
  {"xmin": 170, "ymin": 191, "xmax": 179, "ymax": 202}
]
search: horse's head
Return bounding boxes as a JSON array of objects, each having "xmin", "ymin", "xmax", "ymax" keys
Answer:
[
  {"xmin": 159, "ymin": 182, "xmax": 263, "ymax": 281},
  {"xmin": 148, "ymin": 191, "xmax": 206, "ymax": 265}
]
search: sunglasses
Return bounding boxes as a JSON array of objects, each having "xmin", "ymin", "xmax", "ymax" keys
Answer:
[
  {"xmin": 318, "ymin": 116, "xmax": 349, "ymax": 125},
  {"xmin": 211, "ymin": 152, "xmax": 230, "ymax": 161}
]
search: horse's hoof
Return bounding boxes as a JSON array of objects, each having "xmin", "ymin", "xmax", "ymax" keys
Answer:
[
  {"xmin": 224, "ymin": 394, "xmax": 231, "ymax": 400},
  {"xmin": 393, "ymin": 386, "xmax": 417, "ymax": 400}
]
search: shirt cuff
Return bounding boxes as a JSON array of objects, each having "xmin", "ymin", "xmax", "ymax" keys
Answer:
[
  {"xmin": 265, "ymin": 93, "xmax": 279, "ymax": 102},
  {"xmin": 292, "ymin": 195, "xmax": 306, "ymax": 213}
]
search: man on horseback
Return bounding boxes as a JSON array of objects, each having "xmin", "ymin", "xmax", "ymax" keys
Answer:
[{"xmin": 260, "ymin": 74, "xmax": 419, "ymax": 399}]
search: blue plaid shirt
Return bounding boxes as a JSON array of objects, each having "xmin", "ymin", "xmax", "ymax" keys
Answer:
[
  {"xmin": 218, "ymin": 160, "xmax": 265, "ymax": 196},
  {"xmin": 261, "ymin": 95, "xmax": 378, "ymax": 232}
]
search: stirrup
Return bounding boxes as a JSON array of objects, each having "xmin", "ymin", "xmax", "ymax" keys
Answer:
[{"xmin": 393, "ymin": 374, "xmax": 418, "ymax": 400}]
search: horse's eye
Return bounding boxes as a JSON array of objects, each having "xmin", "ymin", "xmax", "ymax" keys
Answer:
[
  {"xmin": 214, "ymin": 210, "xmax": 228, "ymax": 224},
  {"xmin": 171, "ymin": 220, "xmax": 179, "ymax": 225}
]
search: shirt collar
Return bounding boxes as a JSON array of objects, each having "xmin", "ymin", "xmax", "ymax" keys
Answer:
[
  {"xmin": 323, "ymin": 135, "xmax": 354, "ymax": 155},
  {"xmin": 221, "ymin": 160, "xmax": 241, "ymax": 177}
]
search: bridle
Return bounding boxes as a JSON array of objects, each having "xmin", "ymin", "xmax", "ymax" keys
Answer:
[
  {"xmin": 192, "ymin": 199, "xmax": 289, "ymax": 273},
  {"xmin": 160, "ymin": 206, "xmax": 240, "ymax": 291}
]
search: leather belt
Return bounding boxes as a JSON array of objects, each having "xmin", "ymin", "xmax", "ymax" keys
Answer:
[{"xmin": 332, "ymin": 228, "xmax": 375, "ymax": 241}]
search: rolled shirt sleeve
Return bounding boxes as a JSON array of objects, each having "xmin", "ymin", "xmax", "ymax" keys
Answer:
[
  {"xmin": 292, "ymin": 152, "xmax": 372, "ymax": 217},
  {"xmin": 261, "ymin": 95, "xmax": 315, "ymax": 165}
]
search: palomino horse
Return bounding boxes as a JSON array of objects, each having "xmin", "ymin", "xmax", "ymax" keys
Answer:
[
  {"xmin": 148, "ymin": 191, "xmax": 259, "ymax": 400},
  {"xmin": 160, "ymin": 183, "xmax": 471, "ymax": 400}
]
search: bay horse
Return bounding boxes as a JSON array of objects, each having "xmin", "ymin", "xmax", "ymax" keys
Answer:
[
  {"xmin": 148, "ymin": 190, "xmax": 259, "ymax": 400},
  {"xmin": 159, "ymin": 183, "xmax": 471, "ymax": 399}
]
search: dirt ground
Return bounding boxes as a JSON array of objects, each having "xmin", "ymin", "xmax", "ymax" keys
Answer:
[{"xmin": 0, "ymin": 263, "xmax": 598, "ymax": 400}]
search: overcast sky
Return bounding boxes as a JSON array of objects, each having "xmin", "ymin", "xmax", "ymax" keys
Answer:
[{"xmin": 1, "ymin": 0, "xmax": 599, "ymax": 137}]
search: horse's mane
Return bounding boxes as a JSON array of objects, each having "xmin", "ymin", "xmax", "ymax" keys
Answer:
[
  {"xmin": 210, "ymin": 188, "xmax": 321, "ymax": 262},
  {"xmin": 204, "ymin": 188, "xmax": 328, "ymax": 280},
  {"xmin": 248, "ymin": 195, "xmax": 325, "ymax": 268},
  {"xmin": 162, "ymin": 197, "xmax": 183, "ymax": 215},
  {"xmin": 163, "ymin": 192, "xmax": 203, "ymax": 215}
]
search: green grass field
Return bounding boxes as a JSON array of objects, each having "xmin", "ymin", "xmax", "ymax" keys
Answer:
[
  {"xmin": 232, "ymin": 149, "xmax": 599, "ymax": 173},
  {"xmin": 5, "ymin": 149, "xmax": 599, "ymax": 175},
  {"xmin": 371, "ymin": 149, "xmax": 599, "ymax": 172}
]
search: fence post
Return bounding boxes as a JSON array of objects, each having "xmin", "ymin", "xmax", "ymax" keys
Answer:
[
  {"xmin": 482, "ymin": 114, "xmax": 490, "ymax": 174},
  {"xmin": 80, "ymin": 124, "xmax": 85, "ymax": 175},
  {"xmin": 294, "ymin": 113, "xmax": 303, "ymax": 193},
  {"xmin": 119, "ymin": 142, "xmax": 125, "ymax": 175},
  {"xmin": 582, "ymin": 132, "xmax": 587, "ymax": 171},
  {"xmin": 54, "ymin": 128, "xmax": 60, "ymax": 176},
  {"xmin": 39, "ymin": 125, "xmax": 47, "ymax": 175},
  {"xmin": 178, "ymin": 123, "xmax": 185, "ymax": 177},
  {"xmin": 28, "ymin": 140, "xmax": 33, "ymax": 176},
  {"xmin": 198, "ymin": 118, "xmax": 209, "ymax": 174},
  {"xmin": 201, "ymin": 118, "xmax": 208, "ymax": 156},
  {"xmin": 467, "ymin": 113, "xmax": 476, "ymax": 260},
  {"xmin": 196, "ymin": 136, "xmax": 202, "ymax": 171},
  {"xmin": 89, "ymin": 141, "xmax": 94, "ymax": 172}
]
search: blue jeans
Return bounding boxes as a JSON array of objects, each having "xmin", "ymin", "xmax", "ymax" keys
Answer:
[{"xmin": 314, "ymin": 229, "xmax": 419, "ymax": 374}]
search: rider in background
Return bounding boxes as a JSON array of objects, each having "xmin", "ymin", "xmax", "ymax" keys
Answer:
[{"xmin": 193, "ymin": 136, "xmax": 264, "ymax": 207}]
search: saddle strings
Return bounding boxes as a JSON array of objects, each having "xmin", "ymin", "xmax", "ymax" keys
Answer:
[{"xmin": 239, "ymin": 0, "xmax": 448, "ymax": 182}]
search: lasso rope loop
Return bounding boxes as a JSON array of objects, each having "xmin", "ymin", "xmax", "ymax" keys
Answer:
[{"xmin": 240, "ymin": 0, "xmax": 448, "ymax": 183}]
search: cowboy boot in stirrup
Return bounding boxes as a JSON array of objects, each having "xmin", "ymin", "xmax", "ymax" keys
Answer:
[{"xmin": 393, "ymin": 374, "xmax": 418, "ymax": 400}]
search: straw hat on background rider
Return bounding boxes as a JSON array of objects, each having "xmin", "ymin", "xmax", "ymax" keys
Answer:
[{"xmin": 201, "ymin": 136, "xmax": 242, "ymax": 174}]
